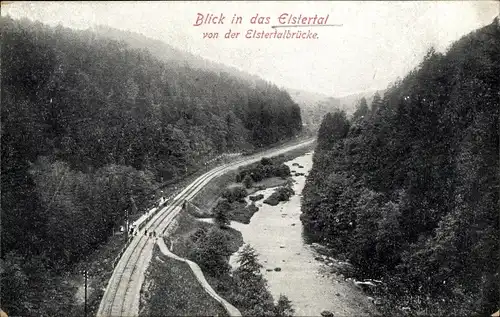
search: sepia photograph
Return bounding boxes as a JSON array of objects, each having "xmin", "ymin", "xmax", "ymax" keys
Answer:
[{"xmin": 0, "ymin": 1, "xmax": 499, "ymax": 317}]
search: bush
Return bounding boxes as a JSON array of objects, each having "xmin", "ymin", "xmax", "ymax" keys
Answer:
[
  {"xmin": 237, "ymin": 162, "xmax": 291, "ymax": 183},
  {"xmin": 260, "ymin": 157, "xmax": 273, "ymax": 166},
  {"xmin": 249, "ymin": 194, "xmax": 264, "ymax": 202},
  {"xmin": 263, "ymin": 195, "xmax": 280, "ymax": 206},
  {"xmin": 189, "ymin": 227, "xmax": 233, "ymax": 277},
  {"xmin": 221, "ymin": 186, "xmax": 248, "ymax": 203},
  {"xmin": 274, "ymin": 164, "xmax": 291, "ymax": 178},
  {"xmin": 264, "ymin": 185, "xmax": 295, "ymax": 206},
  {"xmin": 248, "ymin": 203, "xmax": 259, "ymax": 214}
]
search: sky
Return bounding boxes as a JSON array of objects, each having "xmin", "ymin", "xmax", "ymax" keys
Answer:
[{"xmin": 2, "ymin": 1, "xmax": 499, "ymax": 96}]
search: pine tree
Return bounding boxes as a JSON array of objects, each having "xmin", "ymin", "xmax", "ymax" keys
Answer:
[
  {"xmin": 352, "ymin": 97, "xmax": 369, "ymax": 120},
  {"xmin": 370, "ymin": 92, "xmax": 383, "ymax": 116},
  {"xmin": 275, "ymin": 294, "xmax": 295, "ymax": 317},
  {"xmin": 232, "ymin": 244, "xmax": 276, "ymax": 316},
  {"xmin": 236, "ymin": 244, "xmax": 263, "ymax": 277}
]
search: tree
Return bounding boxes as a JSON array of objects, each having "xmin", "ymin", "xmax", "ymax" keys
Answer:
[
  {"xmin": 189, "ymin": 227, "xmax": 232, "ymax": 277},
  {"xmin": 375, "ymin": 200, "xmax": 403, "ymax": 271},
  {"xmin": 316, "ymin": 111, "xmax": 350, "ymax": 151},
  {"xmin": 235, "ymin": 244, "xmax": 262, "ymax": 278},
  {"xmin": 242, "ymin": 174, "xmax": 254, "ymax": 189},
  {"xmin": 213, "ymin": 199, "xmax": 231, "ymax": 229},
  {"xmin": 352, "ymin": 97, "xmax": 369, "ymax": 120},
  {"xmin": 232, "ymin": 244, "xmax": 276, "ymax": 316},
  {"xmin": 274, "ymin": 294, "xmax": 295, "ymax": 317},
  {"xmin": 273, "ymin": 164, "xmax": 291, "ymax": 178},
  {"xmin": 221, "ymin": 186, "xmax": 247, "ymax": 203},
  {"xmin": 260, "ymin": 157, "xmax": 272, "ymax": 165},
  {"xmin": 370, "ymin": 92, "xmax": 383, "ymax": 115}
]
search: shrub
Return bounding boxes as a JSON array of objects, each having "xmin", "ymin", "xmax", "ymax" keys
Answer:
[
  {"xmin": 249, "ymin": 194, "xmax": 264, "ymax": 202},
  {"xmin": 221, "ymin": 187, "xmax": 247, "ymax": 203},
  {"xmin": 260, "ymin": 157, "xmax": 273, "ymax": 166}
]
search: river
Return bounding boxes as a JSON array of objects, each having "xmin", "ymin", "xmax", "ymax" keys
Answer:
[{"xmin": 228, "ymin": 152, "xmax": 374, "ymax": 316}]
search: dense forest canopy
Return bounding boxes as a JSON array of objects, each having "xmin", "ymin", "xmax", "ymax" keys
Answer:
[
  {"xmin": 302, "ymin": 18, "xmax": 499, "ymax": 316},
  {"xmin": 93, "ymin": 25, "xmax": 265, "ymax": 85},
  {"xmin": 0, "ymin": 16, "xmax": 301, "ymax": 315}
]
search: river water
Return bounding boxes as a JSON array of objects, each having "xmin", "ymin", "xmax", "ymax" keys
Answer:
[{"xmin": 228, "ymin": 152, "xmax": 374, "ymax": 316}]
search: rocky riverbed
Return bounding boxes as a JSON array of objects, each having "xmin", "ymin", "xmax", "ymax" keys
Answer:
[{"xmin": 228, "ymin": 152, "xmax": 377, "ymax": 316}]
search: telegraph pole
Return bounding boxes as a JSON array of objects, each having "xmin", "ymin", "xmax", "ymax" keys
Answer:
[{"xmin": 125, "ymin": 207, "xmax": 129, "ymax": 240}]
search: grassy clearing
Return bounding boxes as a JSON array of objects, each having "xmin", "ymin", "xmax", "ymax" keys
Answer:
[
  {"xmin": 139, "ymin": 245, "xmax": 228, "ymax": 317},
  {"xmin": 255, "ymin": 176, "xmax": 289, "ymax": 188},
  {"xmin": 246, "ymin": 176, "xmax": 289, "ymax": 195},
  {"xmin": 225, "ymin": 176, "xmax": 289, "ymax": 191}
]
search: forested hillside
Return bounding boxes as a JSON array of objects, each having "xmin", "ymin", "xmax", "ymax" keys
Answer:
[
  {"xmin": 0, "ymin": 16, "xmax": 301, "ymax": 315},
  {"xmin": 94, "ymin": 25, "xmax": 264, "ymax": 84},
  {"xmin": 96, "ymin": 26, "xmax": 334, "ymax": 137},
  {"xmin": 97, "ymin": 26, "xmax": 353, "ymax": 137},
  {"xmin": 302, "ymin": 18, "xmax": 499, "ymax": 316}
]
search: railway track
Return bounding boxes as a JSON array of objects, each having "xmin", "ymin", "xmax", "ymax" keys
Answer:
[{"xmin": 96, "ymin": 139, "xmax": 315, "ymax": 317}]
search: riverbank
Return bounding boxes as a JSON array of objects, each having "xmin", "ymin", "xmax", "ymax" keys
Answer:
[{"xmin": 191, "ymin": 144, "xmax": 314, "ymax": 217}]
